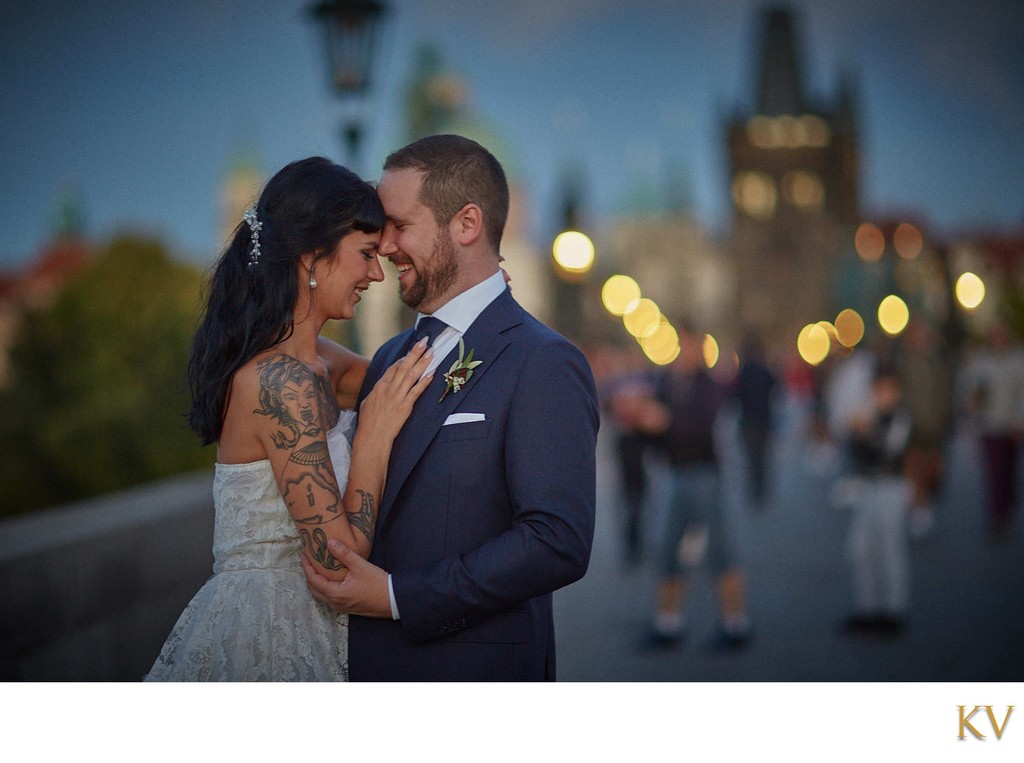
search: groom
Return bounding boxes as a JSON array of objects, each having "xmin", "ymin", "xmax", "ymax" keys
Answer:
[{"xmin": 302, "ymin": 134, "xmax": 599, "ymax": 680}]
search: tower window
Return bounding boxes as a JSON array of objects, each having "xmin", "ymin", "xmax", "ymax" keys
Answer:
[
  {"xmin": 745, "ymin": 114, "xmax": 831, "ymax": 149},
  {"xmin": 733, "ymin": 171, "xmax": 778, "ymax": 219},
  {"xmin": 782, "ymin": 170, "xmax": 825, "ymax": 210}
]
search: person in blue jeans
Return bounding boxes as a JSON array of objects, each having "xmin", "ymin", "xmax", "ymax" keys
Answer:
[{"xmin": 635, "ymin": 323, "xmax": 752, "ymax": 650}]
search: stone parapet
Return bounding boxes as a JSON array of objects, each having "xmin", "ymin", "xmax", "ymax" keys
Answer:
[{"xmin": 0, "ymin": 470, "xmax": 214, "ymax": 681}]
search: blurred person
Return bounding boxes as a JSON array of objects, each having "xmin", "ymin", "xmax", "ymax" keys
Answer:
[
  {"xmin": 821, "ymin": 344, "xmax": 880, "ymax": 508},
  {"xmin": 897, "ymin": 319, "xmax": 954, "ymax": 539},
  {"xmin": 841, "ymin": 362, "xmax": 913, "ymax": 637},
  {"xmin": 780, "ymin": 346, "xmax": 834, "ymax": 474},
  {"xmin": 147, "ymin": 157, "xmax": 434, "ymax": 681},
  {"xmin": 824, "ymin": 345, "xmax": 877, "ymax": 444},
  {"xmin": 964, "ymin": 321, "xmax": 1024, "ymax": 539},
  {"xmin": 733, "ymin": 332, "xmax": 777, "ymax": 509},
  {"xmin": 637, "ymin": 323, "xmax": 752, "ymax": 651},
  {"xmin": 301, "ymin": 134, "xmax": 598, "ymax": 681},
  {"xmin": 603, "ymin": 346, "xmax": 659, "ymax": 567}
]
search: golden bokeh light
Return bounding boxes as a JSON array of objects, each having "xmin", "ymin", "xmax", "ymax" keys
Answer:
[
  {"xmin": 641, "ymin": 319, "xmax": 679, "ymax": 353},
  {"xmin": 640, "ymin": 320, "xmax": 680, "ymax": 366},
  {"xmin": 732, "ymin": 171, "xmax": 777, "ymax": 219},
  {"xmin": 777, "ymin": 115, "xmax": 806, "ymax": 148},
  {"xmin": 893, "ymin": 222, "xmax": 923, "ymax": 260},
  {"xmin": 797, "ymin": 323, "xmax": 831, "ymax": 366},
  {"xmin": 746, "ymin": 115, "xmax": 775, "ymax": 148},
  {"xmin": 643, "ymin": 339, "xmax": 680, "ymax": 366},
  {"xmin": 745, "ymin": 114, "xmax": 831, "ymax": 149},
  {"xmin": 801, "ymin": 114, "xmax": 831, "ymax": 147},
  {"xmin": 601, "ymin": 274, "xmax": 642, "ymax": 316},
  {"xmin": 955, "ymin": 272, "xmax": 986, "ymax": 310},
  {"xmin": 552, "ymin": 230, "xmax": 595, "ymax": 273},
  {"xmin": 855, "ymin": 222, "xmax": 885, "ymax": 262},
  {"xmin": 623, "ymin": 298, "xmax": 662, "ymax": 338},
  {"xmin": 834, "ymin": 308, "xmax": 865, "ymax": 348},
  {"xmin": 877, "ymin": 294, "xmax": 910, "ymax": 336},
  {"xmin": 816, "ymin": 320, "xmax": 838, "ymax": 343},
  {"xmin": 703, "ymin": 334, "xmax": 720, "ymax": 368},
  {"xmin": 783, "ymin": 170, "xmax": 825, "ymax": 210}
]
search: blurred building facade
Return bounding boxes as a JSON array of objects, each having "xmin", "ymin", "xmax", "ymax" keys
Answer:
[
  {"xmin": 948, "ymin": 232, "xmax": 1024, "ymax": 335},
  {"xmin": 603, "ymin": 210, "xmax": 732, "ymax": 345}
]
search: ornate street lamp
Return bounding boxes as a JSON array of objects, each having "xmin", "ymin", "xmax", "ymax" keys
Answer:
[
  {"xmin": 308, "ymin": 0, "xmax": 388, "ymax": 354},
  {"xmin": 309, "ymin": 0, "xmax": 387, "ymax": 169}
]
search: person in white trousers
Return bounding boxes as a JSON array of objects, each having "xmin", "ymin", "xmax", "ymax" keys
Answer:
[{"xmin": 842, "ymin": 363, "xmax": 913, "ymax": 637}]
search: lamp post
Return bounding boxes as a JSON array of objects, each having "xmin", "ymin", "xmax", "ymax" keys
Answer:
[
  {"xmin": 550, "ymin": 179, "xmax": 595, "ymax": 345},
  {"xmin": 309, "ymin": 0, "xmax": 388, "ymax": 354},
  {"xmin": 309, "ymin": 0, "xmax": 387, "ymax": 172}
]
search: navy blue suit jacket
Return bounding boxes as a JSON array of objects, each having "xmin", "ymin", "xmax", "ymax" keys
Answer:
[{"xmin": 348, "ymin": 288, "xmax": 598, "ymax": 681}]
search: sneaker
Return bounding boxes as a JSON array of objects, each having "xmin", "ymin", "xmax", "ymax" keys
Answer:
[
  {"xmin": 637, "ymin": 627, "xmax": 684, "ymax": 652},
  {"xmin": 840, "ymin": 614, "xmax": 881, "ymax": 636},
  {"xmin": 707, "ymin": 626, "xmax": 752, "ymax": 651},
  {"xmin": 873, "ymin": 614, "xmax": 906, "ymax": 637},
  {"xmin": 840, "ymin": 613, "xmax": 905, "ymax": 638}
]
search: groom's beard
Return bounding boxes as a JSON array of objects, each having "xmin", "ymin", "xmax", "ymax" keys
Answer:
[{"xmin": 399, "ymin": 229, "xmax": 459, "ymax": 310}]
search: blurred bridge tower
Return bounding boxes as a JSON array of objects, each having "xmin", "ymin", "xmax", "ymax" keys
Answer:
[{"xmin": 725, "ymin": 4, "xmax": 861, "ymax": 355}]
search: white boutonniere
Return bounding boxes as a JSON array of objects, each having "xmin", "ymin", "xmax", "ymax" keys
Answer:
[{"xmin": 440, "ymin": 338, "xmax": 483, "ymax": 402}]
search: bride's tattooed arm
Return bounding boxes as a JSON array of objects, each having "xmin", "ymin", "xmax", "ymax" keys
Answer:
[
  {"xmin": 346, "ymin": 489, "xmax": 376, "ymax": 545},
  {"xmin": 255, "ymin": 354, "xmax": 378, "ymax": 573},
  {"xmin": 255, "ymin": 340, "xmax": 431, "ymax": 576}
]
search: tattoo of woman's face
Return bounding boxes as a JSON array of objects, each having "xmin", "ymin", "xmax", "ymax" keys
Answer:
[
  {"xmin": 281, "ymin": 379, "xmax": 318, "ymax": 429},
  {"xmin": 254, "ymin": 354, "xmax": 338, "ymax": 447}
]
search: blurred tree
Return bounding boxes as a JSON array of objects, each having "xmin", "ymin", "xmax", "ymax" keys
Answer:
[{"xmin": 0, "ymin": 236, "xmax": 213, "ymax": 517}]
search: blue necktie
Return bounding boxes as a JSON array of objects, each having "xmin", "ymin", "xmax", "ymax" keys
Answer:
[{"xmin": 412, "ymin": 316, "xmax": 448, "ymax": 349}]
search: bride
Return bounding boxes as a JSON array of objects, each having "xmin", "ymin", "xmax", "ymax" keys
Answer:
[{"xmin": 146, "ymin": 157, "xmax": 432, "ymax": 681}]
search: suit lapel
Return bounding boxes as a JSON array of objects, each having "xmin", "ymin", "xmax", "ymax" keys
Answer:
[
  {"xmin": 378, "ymin": 290, "xmax": 521, "ymax": 529},
  {"xmin": 362, "ymin": 329, "xmax": 414, "ymax": 400}
]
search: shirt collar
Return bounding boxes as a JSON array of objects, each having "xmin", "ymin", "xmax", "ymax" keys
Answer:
[{"xmin": 417, "ymin": 270, "xmax": 507, "ymax": 334}]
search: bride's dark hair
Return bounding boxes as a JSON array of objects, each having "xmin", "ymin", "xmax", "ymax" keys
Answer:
[{"xmin": 188, "ymin": 156, "xmax": 384, "ymax": 445}]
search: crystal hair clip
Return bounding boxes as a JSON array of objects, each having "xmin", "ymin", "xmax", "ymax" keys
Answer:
[{"xmin": 243, "ymin": 206, "xmax": 263, "ymax": 267}]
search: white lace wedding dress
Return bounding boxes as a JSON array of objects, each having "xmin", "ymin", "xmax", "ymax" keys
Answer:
[{"xmin": 145, "ymin": 412, "xmax": 356, "ymax": 681}]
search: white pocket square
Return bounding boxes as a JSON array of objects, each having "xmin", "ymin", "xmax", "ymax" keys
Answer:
[{"xmin": 443, "ymin": 413, "xmax": 486, "ymax": 426}]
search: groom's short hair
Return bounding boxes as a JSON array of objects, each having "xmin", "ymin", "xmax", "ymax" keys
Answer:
[{"xmin": 383, "ymin": 134, "xmax": 509, "ymax": 252}]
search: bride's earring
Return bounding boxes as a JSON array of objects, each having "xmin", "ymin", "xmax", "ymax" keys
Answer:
[{"xmin": 309, "ymin": 266, "xmax": 317, "ymax": 289}]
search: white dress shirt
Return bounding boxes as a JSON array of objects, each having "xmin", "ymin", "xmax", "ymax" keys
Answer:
[
  {"xmin": 387, "ymin": 270, "xmax": 507, "ymax": 619},
  {"xmin": 415, "ymin": 270, "xmax": 508, "ymax": 376}
]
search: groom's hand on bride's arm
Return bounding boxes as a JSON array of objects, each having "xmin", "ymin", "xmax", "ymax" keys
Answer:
[{"xmin": 300, "ymin": 540, "xmax": 392, "ymax": 618}]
